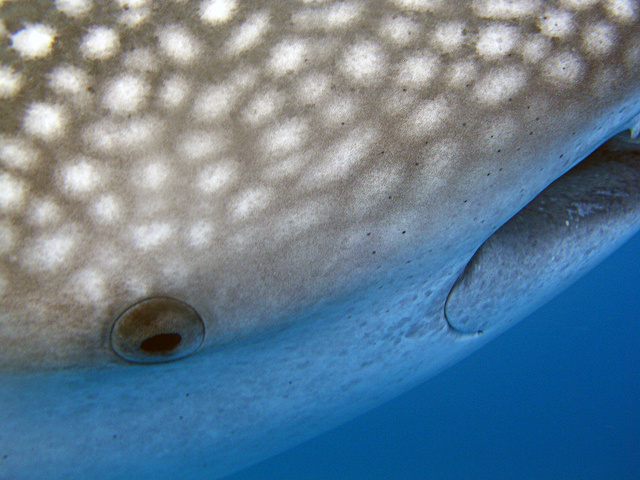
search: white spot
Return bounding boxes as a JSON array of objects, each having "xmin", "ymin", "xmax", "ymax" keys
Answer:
[
  {"xmin": 192, "ymin": 83, "xmax": 238, "ymax": 122},
  {"xmin": 188, "ymin": 221, "xmax": 214, "ymax": 247},
  {"xmin": 10, "ymin": 24, "xmax": 55, "ymax": 58},
  {"xmin": 74, "ymin": 270, "xmax": 111, "ymax": 304},
  {"xmin": 476, "ymin": 24, "xmax": 519, "ymax": 58},
  {"xmin": 23, "ymin": 103, "xmax": 66, "ymax": 140},
  {"xmin": 538, "ymin": 10, "xmax": 575, "ymax": 38},
  {"xmin": 80, "ymin": 26, "xmax": 119, "ymax": 60},
  {"xmin": 447, "ymin": 60, "xmax": 478, "ymax": 88},
  {"xmin": 397, "ymin": 52, "xmax": 440, "ymax": 86},
  {"xmin": 473, "ymin": 0, "xmax": 540, "ymax": 19},
  {"xmin": 138, "ymin": 161, "xmax": 169, "ymax": 189},
  {"xmin": 0, "ymin": 137, "xmax": 38, "ymax": 170},
  {"xmin": 604, "ymin": 0, "xmax": 637, "ymax": 22},
  {"xmin": 72, "ymin": 269, "xmax": 105, "ymax": 302},
  {"xmin": 23, "ymin": 227, "xmax": 78, "ymax": 271},
  {"xmin": 200, "ymin": 0, "xmax": 237, "ymax": 24},
  {"xmin": 475, "ymin": 67, "xmax": 527, "ymax": 104},
  {"xmin": 158, "ymin": 75, "xmax": 190, "ymax": 108},
  {"xmin": 91, "ymin": 195, "xmax": 121, "ymax": 223},
  {"xmin": 48, "ymin": 65, "xmax": 89, "ymax": 95},
  {"xmin": 406, "ymin": 97, "xmax": 450, "ymax": 135},
  {"xmin": 312, "ymin": 127, "xmax": 377, "ymax": 181},
  {"xmin": 431, "ymin": 22, "xmax": 466, "ymax": 53},
  {"xmin": 177, "ymin": 130, "xmax": 226, "ymax": 160},
  {"xmin": 0, "ymin": 65, "xmax": 21, "ymax": 98},
  {"xmin": 102, "ymin": 74, "xmax": 149, "ymax": 113},
  {"xmin": 520, "ymin": 35, "xmax": 551, "ymax": 63},
  {"xmin": 243, "ymin": 89, "xmax": 284, "ymax": 125},
  {"xmin": 60, "ymin": 160, "xmax": 100, "ymax": 195},
  {"xmin": 0, "ymin": 174, "xmax": 25, "ymax": 212},
  {"xmin": 392, "ymin": 0, "xmax": 445, "ymax": 12},
  {"xmin": 133, "ymin": 223, "xmax": 172, "ymax": 249},
  {"xmin": 340, "ymin": 41, "xmax": 385, "ymax": 84},
  {"xmin": 198, "ymin": 162, "xmax": 235, "ymax": 193},
  {"xmin": 295, "ymin": 73, "xmax": 331, "ymax": 102},
  {"xmin": 583, "ymin": 22, "xmax": 617, "ymax": 54},
  {"xmin": 544, "ymin": 52, "xmax": 582, "ymax": 84},
  {"xmin": 378, "ymin": 16, "xmax": 421, "ymax": 46},
  {"xmin": 262, "ymin": 119, "xmax": 308, "ymax": 155},
  {"xmin": 225, "ymin": 11, "xmax": 270, "ymax": 55},
  {"xmin": 158, "ymin": 25, "xmax": 202, "ymax": 64},
  {"xmin": 269, "ymin": 39, "xmax": 308, "ymax": 76},
  {"xmin": 28, "ymin": 199, "xmax": 62, "ymax": 226},
  {"xmin": 55, "ymin": 0, "xmax": 91, "ymax": 16},
  {"xmin": 232, "ymin": 188, "xmax": 270, "ymax": 219},
  {"xmin": 320, "ymin": 95, "xmax": 358, "ymax": 125}
]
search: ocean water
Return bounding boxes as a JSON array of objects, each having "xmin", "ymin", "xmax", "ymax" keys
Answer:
[{"xmin": 227, "ymin": 232, "xmax": 640, "ymax": 479}]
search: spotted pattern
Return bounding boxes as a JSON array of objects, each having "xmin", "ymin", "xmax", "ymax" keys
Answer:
[{"xmin": 0, "ymin": 0, "xmax": 639, "ymax": 367}]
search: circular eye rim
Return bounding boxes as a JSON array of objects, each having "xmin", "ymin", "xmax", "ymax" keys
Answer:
[{"xmin": 110, "ymin": 297, "xmax": 205, "ymax": 364}]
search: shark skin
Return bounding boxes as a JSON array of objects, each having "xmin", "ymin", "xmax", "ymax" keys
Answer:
[{"xmin": 1, "ymin": 0, "xmax": 640, "ymax": 478}]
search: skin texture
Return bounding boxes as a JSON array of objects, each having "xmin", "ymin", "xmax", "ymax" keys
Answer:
[{"xmin": 1, "ymin": 1, "xmax": 640, "ymax": 478}]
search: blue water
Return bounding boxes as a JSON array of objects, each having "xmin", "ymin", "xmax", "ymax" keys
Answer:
[{"xmin": 227, "ymin": 232, "xmax": 640, "ymax": 479}]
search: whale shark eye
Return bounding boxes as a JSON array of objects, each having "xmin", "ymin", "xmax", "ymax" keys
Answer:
[{"xmin": 111, "ymin": 297, "xmax": 204, "ymax": 363}]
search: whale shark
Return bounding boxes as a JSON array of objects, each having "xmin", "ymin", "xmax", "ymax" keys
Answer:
[{"xmin": 1, "ymin": 0, "xmax": 640, "ymax": 478}]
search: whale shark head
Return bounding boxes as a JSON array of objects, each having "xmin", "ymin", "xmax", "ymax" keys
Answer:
[{"xmin": 2, "ymin": 1, "xmax": 640, "ymax": 478}]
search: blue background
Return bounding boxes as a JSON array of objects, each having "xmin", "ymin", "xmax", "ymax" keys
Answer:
[{"xmin": 227, "ymin": 232, "xmax": 640, "ymax": 479}]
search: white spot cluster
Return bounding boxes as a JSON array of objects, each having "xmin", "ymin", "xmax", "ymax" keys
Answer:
[{"xmin": 0, "ymin": 0, "xmax": 637, "ymax": 345}]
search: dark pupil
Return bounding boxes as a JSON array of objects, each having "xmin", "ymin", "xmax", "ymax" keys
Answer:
[{"xmin": 139, "ymin": 333, "xmax": 182, "ymax": 353}]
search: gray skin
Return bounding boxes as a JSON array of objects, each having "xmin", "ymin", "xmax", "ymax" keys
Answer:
[{"xmin": 1, "ymin": 1, "xmax": 640, "ymax": 478}]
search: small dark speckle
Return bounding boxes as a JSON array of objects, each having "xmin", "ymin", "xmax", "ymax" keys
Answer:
[
  {"xmin": 499, "ymin": 168, "xmax": 503, "ymax": 171},
  {"xmin": 289, "ymin": 381, "xmax": 292, "ymax": 385},
  {"xmin": 372, "ymin": 251, "xmax": 376, "ymax": 254},
  {"xmin": 388, "ymin": 195, "xmax": 392, "ymax": 199},
  {"xmin": 185, "ymin": 393, "xmax": 189, "ymax": 397},
  {"xmin": 402, "ymin": 230, "xmax": 406, "ymax": 234},
  {"xmin": 402, "ymin": 88, "xmax": 407, "ymax": 92},
  {"xmin": 463, "ymin": 199, "xmax": 468, "ymax": 203},
  {"xmin": 529, "ymin": 131, "xmax": 534, "ymax": 135},
  {"xmin": 2, "ymin": 455, "xmax": 7, "ymax": 460},
  {"xmin": 406, "ymin": 260, "xmax": 411, "ymax": 264},
  {"xmin": 341, "ymin": 122, "xmax": 345, "ymax": 125},
  {"xmin": 179, "ymin": 416, "xmax": 183, "ymax": 420},
  {"xmin": 425, "ymin": 140, "xmax": 429, "ymax": 145},
  {"xmin": 113, "ymin": 435, "xmax": 117, "ymax": 439},
  {"xmin": 366, "ymin": 232, "xmax": 371, "ymax": 236},
  {"xmin": 415, "ymin": 162, "xmax": 419, "ymax": 166},
  {"xmin": 497, "ymin": 149, "xmax": 501, "ymax": 153},
  {"xmin": 560, "ymin": 154, "xmax": 564, "ymax": 158},
  {"xmin": 487, "ymin": 172, "xmax": 491, "ymax": 176},
  {"xmin": 477, "ymin": 330, "xmax": 484, "ymax": 335}
]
